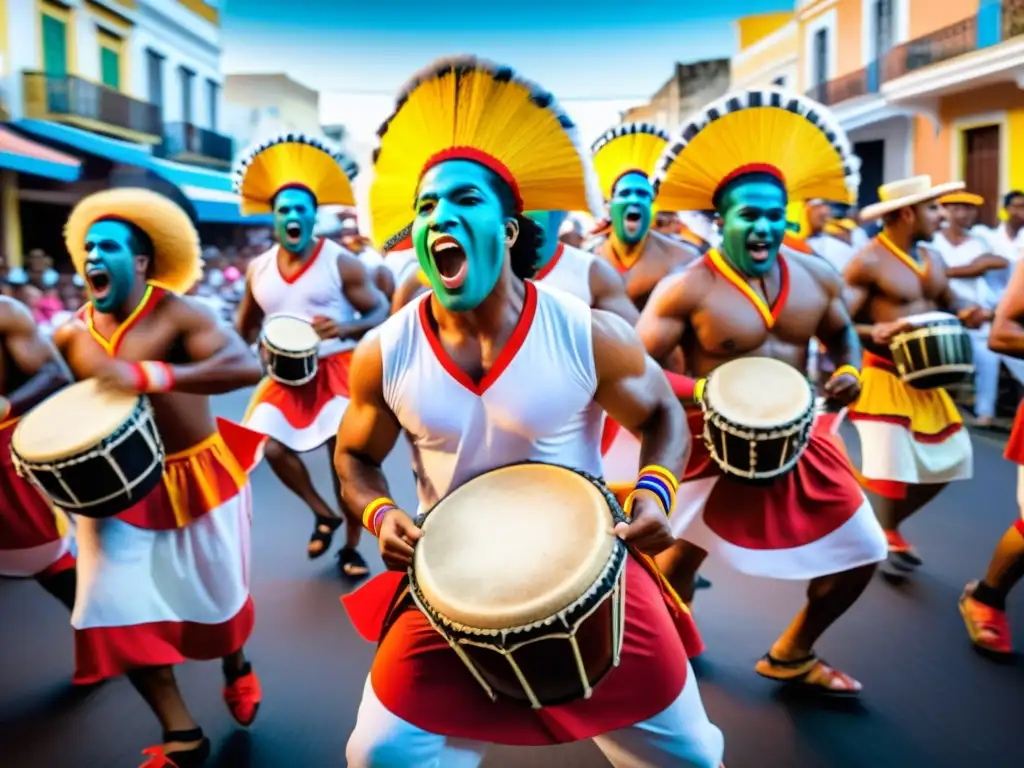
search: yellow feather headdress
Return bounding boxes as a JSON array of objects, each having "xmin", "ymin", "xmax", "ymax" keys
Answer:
[
  {"xmin": 653, "ymin": 88, "xmax": 861, "ymax": 212},
  {"xmin": 369, "ymin": 55, "xmax": 603, "ymax": 252},
  {"xmin": 591, "ymin": 122, "xmax": 670, "ymax": 201},
  {"xmin": 232, "ymin": 133, "xmax": 359, "ymax": 216}
]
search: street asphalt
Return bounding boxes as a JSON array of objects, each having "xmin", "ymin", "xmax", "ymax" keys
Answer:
[{"xmin": 1, "ymin": 388, "xmax": 1022, "ymax": 767}]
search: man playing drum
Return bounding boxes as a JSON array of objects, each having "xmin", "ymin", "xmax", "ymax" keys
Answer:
[
  {"xmin": 526, "ymin": 209, "xmax": 638, "ymax": 321},
  {"xmin": 336, "ymin": 56, "xmax": 724, "ymax": 768},
  {"xmin": 233, "ymin": 134, "xmax": 389, "ymax": 576},
  {"xmin": 843, "ymin": 176, "xmax": 987, "ymax": 573},
  {"xmin": 635, "ymin": 88, "xmax": 888, "ymax": 697},
  {"xmin": 590, "ymin": 123, "xmax": 702, "ymax": 311},
  {"xmin": 0, "ymin": 295, "xmax": 77, "ymax": 610},
  {"xmin": 54, "ymin": 188, "xmax": 266, "ymax": 767},
  {"xmin": 960, "ymin": 258, "xmax": 1024, "ymax": 656}
]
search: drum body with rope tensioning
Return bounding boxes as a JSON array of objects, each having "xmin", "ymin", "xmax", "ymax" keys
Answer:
[
  {"xmin": 10, "ymin": 378, "xmax": 165, "ymax": 518},
  {"xmin": 408, "ymin": 461, "xmax": 629, "ymax": 709},
  {"xmin": 888, "ymin": 311, "xmax": 974, "ymax": 390},
  {"xmin": 260, "ymin": 314, "xmax": 320, "ymax": 386}
]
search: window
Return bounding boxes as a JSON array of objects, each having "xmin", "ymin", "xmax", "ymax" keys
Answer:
[
  {"xmin": 873, "ymin": 0, "xmax": 894, "ymax": 60},
  {"xmin": 41, "ymin": 13, "xmax": 68, "ymax": 76},
  {"xmin": 98, "ymin": 32, "xmax": 122, "ymax": 90},
  {"xmin": 146, "ymin": 49, "xmax": 164, "ymax": 108},
  {"xmin": 179, "ymin": 66, "xmax": 195, "ymax": 123},
  {"xmin": 813, "ymin": 28, "xmax": 829, "ymax": 86},
  {"xmin": 772, "ymin": 75, "xmax": 787, "ymax": 87},
  {"xmin": 205, "ymin": 78, "xmax": 219, "ymax": 130}
]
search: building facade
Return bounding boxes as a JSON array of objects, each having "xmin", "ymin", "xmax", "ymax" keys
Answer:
[
  {"xmin": 621, "ymin": 59, "xmax": 731, "ymax": 131},
  {"xmin": 730, "ymin": 11, "xmax": 799, "ymax": 90},
  {"xmin": 0, "ymin": 0, "xmax": 240, "ymax": 265},
  {"xmin": 223, "ymin": 73, "xmax": 322, "ymax": 150}
]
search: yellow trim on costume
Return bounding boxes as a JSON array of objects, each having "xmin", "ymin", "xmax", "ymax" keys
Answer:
[
  {"xmin": 877, "ymin": 232, "xmax": 926, "ymax": 277},
  {"xmin": 162, "ymin": 432, "xmax": 248, "ymax": 528},
  {"xmin": 693, "ymin": 378, "xmax": 707, "ymax": 402},
  {"xmin": 85, "ymin": 284, "xmax": 154, "ymax": 354},
  {"xmin": 847, "ymin": 362, "xmax": 962, "ymax": 436},
  {"xmin": 830, "ymin": 364, "xmax": 861, "ymax": 382},
  {"xmin": 362, "ymin": 496, "xmax": 397, "ymax": 533},
  {"xmin": 0, "ymin": 414, "xmax": 19, "ymax": 431},
  {"xmin": 706, "ymin": 249, "xmax": 780, "ymax": 328}
]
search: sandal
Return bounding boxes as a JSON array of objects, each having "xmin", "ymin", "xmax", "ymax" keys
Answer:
[
  {"xmin": 338, "ymin": 546, "xmax": 370, "ymax": 579},
  {"xmin": 308, "ymin": 515, "xmax": 342, "ymax": 560},
  {"xmin": 755, "ymin": 652, "xmax": 862, "ymax": 697},
  {"xmin": 139, "ymin": 729, "xmax": 211, "ymax": 767},
  {"xmin": 960, "ymin": 581, "xmax": 1013, "ymax": 656}
]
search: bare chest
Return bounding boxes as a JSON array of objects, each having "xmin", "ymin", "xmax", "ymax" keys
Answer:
[{"xmin": 66, "ymin": 313, "xmax": 180, "ymax": 378}]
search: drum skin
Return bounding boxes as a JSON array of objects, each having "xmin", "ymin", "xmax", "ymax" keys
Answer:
[
  {"xmin": 11, "ymin": 392, "xmax": 165, "ymax": 519},
  {"xmin": 889, "ymin": 312, "xmax": 974, "ymax": 391},
  {"xmin": 409, "ymin": 461, "xmax": 629, "ymax": 707}
]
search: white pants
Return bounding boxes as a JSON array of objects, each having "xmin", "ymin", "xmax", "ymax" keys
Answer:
[
  {"xmin": 970, "ymin": 327, "xmax": 1001, "ymax": 419},
  {"xmin": 346, "ymin": 662, "xmax": 724, "ymax": 768}
]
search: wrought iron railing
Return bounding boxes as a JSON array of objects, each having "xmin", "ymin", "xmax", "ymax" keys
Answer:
[
  {"xmin": 22, "ymin": 72, "xmax": 162, "ymax": 137},
  {"xmin": 159, "ymin": 122, "xmax": 233, "ymax": 164},
  {"xmin": 883, "ymin": 16, "xmax": 978, "ymax": 81}
]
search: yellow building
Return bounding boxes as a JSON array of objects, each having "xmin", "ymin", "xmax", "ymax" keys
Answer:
[
  {"xmin": 731, "ymin": 11, "xmax": 799, "ymax": 90},
  {"xmin": 774, "ymin": 0, "xmax": 1024, "ymax": 225}
]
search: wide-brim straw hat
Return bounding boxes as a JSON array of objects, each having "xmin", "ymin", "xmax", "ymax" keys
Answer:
[{"xmin": 860, "ymin": 175, "xmax": 965, "ymax": 222}]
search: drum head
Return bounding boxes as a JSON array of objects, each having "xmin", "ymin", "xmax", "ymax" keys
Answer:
[
  {"xmin": 414, "ymin": 464, "xmax": 617, "ymax": 631},
  {"xmin": 263, "ymin": 315, "xmax": 320, "ymax": 353},
  {"xmin": 903, "ymin": 311, "xmax": 960, "ymax": 327},
  {"xmin": 705, "ymin": 357, "xmax": 812, "ymax": 429},
  {"xmin": 12, "ymin": 379, "xmax": 141, "ymax": 462}
]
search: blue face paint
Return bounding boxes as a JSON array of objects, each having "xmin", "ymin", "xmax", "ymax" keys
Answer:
[
  {"xmin": 273, "ymin": 187, "xmax": 318, "ymax": 255},
  {"xmin": 524, "ymin": 210, "xmax": 568, "ymax": 271},
  {"xmin": 610, "ymin": 172, "xmax": 653, "ymax": 246},
  {"xmin": 413, "ymin": 160, "xmax": 513, "ymax": 312},
  {"xmin": 719, "ymin": 179, "xmax": 788, "ymax": 277},
  {"xmin": 83, "ymin": 220, "xmax": 144, "ymax": 313}
]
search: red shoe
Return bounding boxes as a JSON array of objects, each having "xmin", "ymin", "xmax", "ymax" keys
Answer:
[
  {"xmin": 885, "ymin": 530, "xmax": 922, "ymax": 570},
  {"xmin": 139, "ymin": 735, "xmax": 210, "ymax": 767},
  {"xmin": 223, "ymin": 668, "xmax": 262, "ymax": 726},
  {"xmin": 960, "ymin": 582, "xmax": 1013, "ymax": 656}
]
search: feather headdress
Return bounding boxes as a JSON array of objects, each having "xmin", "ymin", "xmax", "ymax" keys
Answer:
[
  {"xmin": 653, "ymin": 88, "xmax": 861, "ymax": 212},
  {"xmin": 232, "ymin": 133, "xmax": 359, "ymax": 216},
  {"xmin": 369, "ymin": 55, "xmax": 603, "ymax": 252},
  {"xmin": 591, "ymin": 122, "xmax": 670, "ymax": 201}
]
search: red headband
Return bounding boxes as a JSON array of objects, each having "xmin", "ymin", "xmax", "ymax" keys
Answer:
[
  {"xmin": 713, "ymin": 163, "xmax": 786, "ymax": 204},
  {"xmin": 420, "ymin": 147, "xmax": 524, "ymax": 212}
]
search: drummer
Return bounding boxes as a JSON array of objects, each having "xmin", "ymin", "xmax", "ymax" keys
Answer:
[
  {"xmin": 589, "ymin": 123, "xmax": 702, "ymax": 310},
  {"xmin": 961, "ymin": 257, "xmax": 1024, "ymax": 655},
  {"xmin": 55, "ymin": 188, "xmax": 266, "ymax": 767},
  {"xmin": 337, "ymin": 56, "xmax": 723, "ymax": 768},
  {"xmin": 843, "ymin": 176, "xmax": 988, "ymax": 573},
  {"xmin": 0, "ymin": 295, "xmax": 76, "ymax": 610},
  {"xmin": 233, "ymin": 133, "xmax": 388, "ymax": 575},
  {"xmin": 636, "ymin": 87, "xmax": 888, "ymax": 697}
]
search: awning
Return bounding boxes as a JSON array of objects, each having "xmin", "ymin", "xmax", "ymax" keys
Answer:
[
  {"xmin": 0, "ymin": 125, "xmax": 81, "ymax": 182},
  {"xmin": 14, "ymin": 118, "xmax": 152, "ymax": 167},
  {"xmin": 148, "ymin": 157, "xmax": 273, "ymax": 225}
]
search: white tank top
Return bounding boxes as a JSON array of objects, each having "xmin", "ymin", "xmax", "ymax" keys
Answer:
[
  {"xmin": 385, "ymin": 248, "xmax": 419, "ymax": 285},
  {"xmin": 534, "ymin": 243, "xmax": 595, "ymax": 306},
  {"xmin": 249, "ymin": 238, "xmax": 358, "ymax": 355},
  {"xmin": 379, "ymin": 282, "xmax": 604, "ymax": 512}
]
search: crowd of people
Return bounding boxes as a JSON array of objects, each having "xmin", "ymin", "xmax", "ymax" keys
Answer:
[{"xmin": 2, "ymin": 61, "xmax": 1024, "ymax": 768}]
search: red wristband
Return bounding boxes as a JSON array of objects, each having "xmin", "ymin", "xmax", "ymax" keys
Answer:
[{"xmin": 131, "ymin": 361, "xmax": 175, "ymax": 393}]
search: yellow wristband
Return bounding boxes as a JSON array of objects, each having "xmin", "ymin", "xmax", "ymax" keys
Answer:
[
  {"xmin": 830, "ymin": 364, "xmax": 860, "ymax": 382},
  {"xmin": 362, "ymin": 497, "xmax": 397, "ymax": 535},
  {"xmin": 694, "ymin": 378, "xmax": 707, "ymax": 402},
  {"xmin": 638, "ymin": 464, "xmax": 680, "ymax": 491}
]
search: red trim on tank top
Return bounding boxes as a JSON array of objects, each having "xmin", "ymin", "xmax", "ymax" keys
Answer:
[
  {"xmin": 534, "ymin": 243, "xmax": 565, "ymax": 281},
  {"xmin": 277, "ymin": 238, "xmax": 326, "ymax": 284},
  {"xmin": 418, "ymin": 281, "xmax": 538, "ymax": 397}
]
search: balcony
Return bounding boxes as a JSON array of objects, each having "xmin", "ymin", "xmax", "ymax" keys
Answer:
[
  {"xmin": 157, "ymin": 122, "xmax": 234, "ymax": 168},
  {"xmin": 882, "ymin": 17, "xmax": 978, "ymax": 82},
  {"xmin": 806, "ymin": 63, "xmax": 880, "ymax": 106},
  {"xmin": 22, "ymin": 72, "xmax": 162, "ymax": 144}
]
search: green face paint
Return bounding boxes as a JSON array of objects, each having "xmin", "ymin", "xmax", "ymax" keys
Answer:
[
  {"xmin": 719, "ymin": 179, "xmax": 788, "ymax": 277},
  {"xmin": 273, "ymin": 187, "xmax": 318, "ymax": 255},
  {"xmin": 610, "ymin": 172, "xmax": 653, "ymax": 246},
  {"xmin": 413, "ymin": 160, "xmax": 513, "ymax": 312},
  {"xmin": 524, "ymin": 210, "xmax": 568, "ymax": 272},
  {"xmin": 83, "ymin": 220, "xmax": 143, "ymax": 313}
]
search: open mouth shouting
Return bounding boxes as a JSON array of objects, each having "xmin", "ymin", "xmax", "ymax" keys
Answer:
[
  {"xmin": 623, "ymin": 206, "xmax": 645, "ymax": 236},
  {"xmin": 429, "ymin": 234, "xmax": 468, "ymax": 290},
  {"xmin": 284, "ymin": 221, "xmax": 303, "ymax": 247},
  {"xmin": 85, "ymin": 262, "xmax": 112, "ymax": 299},
  {"xmin": 746, "ymin": 236, "xmax": 773, "ymax": 263}
]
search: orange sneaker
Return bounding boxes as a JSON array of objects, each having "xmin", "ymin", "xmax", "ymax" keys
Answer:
[
  {"xmin": 223, "ymin": 667, "xmax": 262, "ymax": 726},
  {"xmin": 960, "ymin": 582, "xmax": 1013, "ymax": 656},
  {"xmin": 885, "ymin": 530, "xmax": 922, "ymax": 570}
]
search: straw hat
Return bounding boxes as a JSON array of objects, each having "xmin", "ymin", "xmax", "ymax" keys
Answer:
[
  {"xmin": 65, "ymin": 188, "xmax": 202, "ymax": 294},
  {"xmin": 859, "ymin": 175, "xmax": 965, "ymax": 222}
]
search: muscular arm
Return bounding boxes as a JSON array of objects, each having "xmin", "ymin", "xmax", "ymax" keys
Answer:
[
  {"xmin": 171, "ymin": 297, "xmax": 263, "ymax": 394},
  {"xmin": 234, "ymin": 264, "xmax": 264, "ymax": 345},
  {"xmin": 338, "ymin": 254, "xmax": 388, "ymax": 338},
  {"xmin": 588, "ymin": 258, "xmax": 639, "ymax": 324},
  {"xmin": 811, "ymin": 263, "xmax": 862, "ymax": 369},
  {"xmin": 0, "ymin": 299, "xmax": 71, "ymax": 416},
  {"xmin": 841, "ymin": 256, "xmax": 876, "ymax": 339},
  {"xmin": 946, "ymin": 252, "xmax": 1008, "ymax": 278},
  {"xmin": 391, "ymin": 272, "xmax": 430, "ymax": 315},
  {"xmin": 373, "ymin": 265, "xmax": 396, "ymax": 302},
  {"xmin": 334, "ymin": 335, "xmax": 404, "ymax": 516},
  {"xmin": 593, "ymin": 310, "xmax": 690, "ymax": 479},
  {"xmin": 635, "ymin": 271, "xmax": 693, "ymax": 367},
  {"xmin": 989, "ymin": 258, "xmax": 1024, "ymax": 356}
]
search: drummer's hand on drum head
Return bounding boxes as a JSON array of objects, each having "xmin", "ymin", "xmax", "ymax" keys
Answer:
[
  {"xmin": 614, "ymin": 492, "xmax": 675, "ymax": 556},
  {"xmin": 870, "ymin": 318, "xmax": 914, "ymax": 346},
  {"xmin": 378, "ymin": 507, "xmax": 422, "ymax": 570},
  {"xmin": 95, "ymin": 360, "xmax": 143, "ymax": 394},
  {"xmin": 957, "ymin": 305, "xmax": 988, "ymax": 329},
  {"xmin": 311, "ymin": 315, "xmax": 342, "ymax": 340},
  {"xmin": 823, "ymin": 371, "xmax": 861, "ymax": 407}
]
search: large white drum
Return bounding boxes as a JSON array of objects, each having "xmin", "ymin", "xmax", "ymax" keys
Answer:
[{"xmin": 261, "ymin": 314, "xmax": 320, "ymax": 386}]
